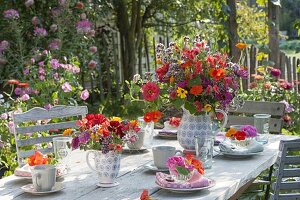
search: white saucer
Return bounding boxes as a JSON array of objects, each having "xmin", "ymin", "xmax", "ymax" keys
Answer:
[
  {"xmin": 156, "ymin": 179, "xmax": 216, "ymax": 193},
  {"xmin": 145, "ymin": 164, "xmax": 169, "ymax": 172},
  {"xmin": 96, "ymin": 182, "xmax": 119, "ymax": 188},
  {"xmin": 21, "ymin": 182, "xmax": 64, "ymax": 195},
  {"xmin": 221, "ymin": 151, "xmax": 262, "ymax": 158}
]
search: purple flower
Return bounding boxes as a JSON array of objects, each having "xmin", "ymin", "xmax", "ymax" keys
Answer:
[
  {"xmin": 34, "ymin": 27, "xmax": 47, "ymax": 37},
  {"xmin": 241, "ymin": 125, "xmax": 257, "ymax": 137},
  {"xmin": 58, "ymin": 0, "xmax": 66, "ymax": 6},
  {"xmin": 50, "ymin": 59, "xmax": 60, "ymax": 69},
  {"xmin": 62, "ymin": 82, "xmax": 72, "ymax": 92},
  {"xmin": 80, "ymin": 89, "xmax": 89, "ymax": 100},
  {"xmin": 71, "ymin": 137, "xmax": 80, "ymax": 150},
  {"xmin": 39, "ymin": 75, "xmax": 45, "ymax": 81},
  {"xmin": 30, "ymin": 58, "xmax": 35, "ymax": 64},
  {"xmin": 270, "ymin": 68, "xmax": 281, "ymax": 77},
  {"xmin": 177, "ymin": 81, "xmax": 187, "ymax": 88},
  {"xmin": 48, "ymin": 39, "xmax": 61, "ymax": 50},
  {"xmin": 76, "ymin": 20, "xmax": 92, "ymax": 34},
  {"xmin": 44, "ymin": 104, "xmax": 52, "ymax": 110},
  {"xmin": 14, "ymin": 88, "xmax": 22, "ymax": 95},
  {"xmin": 53, "ymin": 72, "xmax": 59, "ymax": 80},
  {"xmin": 20, "ymin": 94, "xmax": 30, "ymax": 101},
  {"xmin": 72, "ymin": 66, "xmax": 80, "ymax": 74},
  {"xmin": 38, "ymin": 61, "xmax": 44, "ymax": 67},
  {"xmin": 23, "ymin": 67, "xmax": 30, "ymax": 75},
  {"xmin": 1, "ymin": 113, "xmax": 8, "ymax": 120},
  {"xmin": 0, "ymin": 40, "xmax": 9, "ymax": 54},
  {"xmin": 166, "ymin": 156, "xmax": 188, "ymax": 176},
  {"xmin": 79, "ymin": 132, "xmax": 90, "ymax": 144},
  {"xmin": 280, "ymin": 100, "xmax": 294, "ymax": 113},
  {"xmin": 38, "ymin": 67, "xmax": 45, "ymax": 75},
  {"xmin": 25, "ymin": 0, "xmax": 34, "ymax": 7},
  {"xmin": 3, "ymin": 9, "xmax": 19, "ymax": 20},
  {"xmin": 236, "ymin": 69, "xmax": 248, "ymax": 78}
]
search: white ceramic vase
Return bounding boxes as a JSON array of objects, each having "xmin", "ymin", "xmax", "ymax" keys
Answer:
[
  {"xmin": 86, "ymin": 150, "xmax": 121, "ymax": 187},
  {"xmin": 177, "ymin": 108, "xmax": 228, "ymax": 151}
]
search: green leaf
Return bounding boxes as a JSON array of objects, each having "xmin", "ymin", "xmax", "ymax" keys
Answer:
[
  {"xmin": 188, "ymin": 77, "xmax": 201, "ymax": 87},
  {"xmin": 297, "ymin": 64, "xmax": 300, "ymax": 73},
  {"xmin": 256, "ymin": 0, "xmax": 267, "ymax": 6},
  {"xmin": 262, "ymin": 60, "xmax": 275, "ymax": 66},
  {"xmin": 184, "ymin": 101, "xmax": 196, "ymax": 115},
  {"xmin": 172, "ymin": 98, "xmax": 184, "ymax": 109},
  {"xmin": 176, "ymin": 166, "xmax": 190, "ymax": 175}
]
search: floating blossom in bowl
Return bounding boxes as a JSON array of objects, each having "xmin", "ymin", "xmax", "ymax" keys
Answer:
[{"xmin": 225, "ymin": 125, "xmax": 257, "ymax": 141}]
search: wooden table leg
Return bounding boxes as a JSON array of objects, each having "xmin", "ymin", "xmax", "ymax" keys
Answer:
[{"xmin": 229, "ymin": 178, "xmax": 256, "ymax": 200}]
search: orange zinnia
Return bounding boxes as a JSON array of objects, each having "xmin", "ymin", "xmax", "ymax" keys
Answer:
[
  {"xmin": 210, "ymin": 68, "xmax": 225, "ymax": 81},
  {"xmin": 17, "ymin": 82, "xmax": 29, "ymax": 88},
  {"xmin": 190, "ymin": 85, "xmax": 203, "ymax": 96},
  {"xmin": 152, "ymin": 111, "xmax": 162, "ymax": 122},
  {"xmin": 235, "ymin": 43, "xmax": 247, "ymax": 50},
  {"xmin": 7, "ymin": 79, "xmax": 19, "ymax": 85}
]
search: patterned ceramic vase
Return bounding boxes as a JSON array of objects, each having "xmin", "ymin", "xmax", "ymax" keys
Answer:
[
  {"xmin": 86, "ymin": 150, "xmax": 121, "ymax": 187},
  {"xmin": 177, "ymin": 108, "xmax": 228, "ymax": 151},
  {"xmin": 127, "ymin": 130, "xmax": 145, "ymax": 150}
]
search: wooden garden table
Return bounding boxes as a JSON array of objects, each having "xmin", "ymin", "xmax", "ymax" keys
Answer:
[{"xmin": 0, "ymin": 132, "xmax": 298, "ymax": 200}]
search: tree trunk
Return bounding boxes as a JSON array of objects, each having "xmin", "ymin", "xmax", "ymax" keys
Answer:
[
  {"xmin": 268, "ymin": 0, "xmax": 280, "ymax": 67},
  {"xmin": 227, "ymin": 0, "xmax": 240, "ymax": 63}
]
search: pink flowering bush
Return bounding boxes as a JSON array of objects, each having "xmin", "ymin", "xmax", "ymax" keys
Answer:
[{"xmin": 244, "ymin": 66, "xmax": 300, "ymax": 133}]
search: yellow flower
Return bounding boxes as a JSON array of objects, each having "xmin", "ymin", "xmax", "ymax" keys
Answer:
[
  {"xmin": 204, "ymin": 104, "xmax": 212, "ymax": 112},
  {"xmin": 111, "ymin": 117, "xmax": 122, "ymax": 122},
  {"xmin": 225, "ymin": 128, "xmax": 236, "ymax": 137},
  {"xmin": 63, "ymin": 128, "xmax": 73, "ymax": 136},
  {"xmin": 176, "ymin": 87, "xmax": 188, "ymax": 99}
]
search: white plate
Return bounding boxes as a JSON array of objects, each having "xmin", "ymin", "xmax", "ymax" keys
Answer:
[
  {"xmin": 21, "ymin": 182, "xmax": 64, "ymax": 195},
  {"xmin": 156, "ymin": 179, "xmax": 216, "ymax": 193},
  {"xmin": 220, "ymin": 151, "xmax": 262, "ymax": 158},
  {"xmin": 145, "ymin": 164, "xmax": 169, "ymax": 172},
  {"xmin": 15, "ymin": 168, "xmax": 68, "ymax": 180}
]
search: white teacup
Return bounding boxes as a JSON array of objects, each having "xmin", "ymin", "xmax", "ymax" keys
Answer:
[
  {"xmin": 31, "ymin": 164, "xmax": 56, "ymax": 192},
  {"xmin": 152, "ymin": 146, "xmax": 182, "ymax": 169}
]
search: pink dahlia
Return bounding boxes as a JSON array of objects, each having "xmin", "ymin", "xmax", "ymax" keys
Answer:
[
  {"xmin": 80, "ymin": 89, "xmax": 89, "ymax": 100},
  {"xmin": 3, "ymin": 9, "xmax": 19, "ymax": 20},
  {"xmin": 141, "ymin": 82, "xmax": 160, "ymax": 101},
  {"xmin": 62, "ymin": 82, "xmax": 72, "ymax": 92},
  {"xmin": 270, "ymin": 68, "xmax": 281, "ymax": 77}
]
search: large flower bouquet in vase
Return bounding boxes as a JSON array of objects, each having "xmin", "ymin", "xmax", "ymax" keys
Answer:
[
  {"xmin": 131, "ymin": 36, "xmax": 247, "ymax": 151},
  {"xmin": 64, "ymin": 114, "xmax": 139, "ymax": 187}
]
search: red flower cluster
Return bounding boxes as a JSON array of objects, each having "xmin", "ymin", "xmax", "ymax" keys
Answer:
[
  {"xmin": 85, "ymin": 114, "xmax": 107, "ymax": 128},
  {"xmin": 169, "ymin": 117, "xmax": 181, "ymax": 127},
  {"xmin": 144, "ymin": 111, "xmax": 162, "ymax": 123},
  {"xmin": 186, "ymin": 154, "xmax": 204, "ymax": 175}
]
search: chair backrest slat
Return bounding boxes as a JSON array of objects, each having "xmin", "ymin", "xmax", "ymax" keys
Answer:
[
  {"xmin": 12, "ymin": 105, "xmax": 88, "ymax": 166},
  {"xmin": 15, "ymin": 121, "xmax": 77, "ymax": 134},
  {"xmin": 227, "ymin": 115, "xmax": 282, "ymax": 133},
  {"xmin": 13, "ymin": 105, "xmax": 88, "ymax": 124},
  {"xmin": 19, "ymin": 148, "xmax": 54, "ymax": 158},
  {"xmin": 226, "ymin": 101, "xmax": 285, "ymax": 133},
  {"xmin": 17, "ymin": 135, "xmax": 62, "ymax": 147},
  {"xmin": 271, "ymin": 138, "xmax": 300, "ymax": 200},
  {"xmin": 229, "ymin": 101, "xmax": 285, "ymax": 116}
]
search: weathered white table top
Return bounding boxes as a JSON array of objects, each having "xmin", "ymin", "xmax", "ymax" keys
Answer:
[{"xmin": 0, "ymin": 133, "xmax": 298, "ymax": 200}]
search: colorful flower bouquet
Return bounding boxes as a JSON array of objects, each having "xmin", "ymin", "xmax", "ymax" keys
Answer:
[
  {"xmin": 63, "ymin": 114, "xmax": 140, "ymax": 154},
  {"xmin": 130, "ymin": 35, "xmax": 247, "ymax": 119},
  {"xmin": 225, "ymin": 125, "xmax": 257, "ymax": 146},
  {"xmin": 166, "ymin": 154, "xmax": 204, "ymax": 181}
]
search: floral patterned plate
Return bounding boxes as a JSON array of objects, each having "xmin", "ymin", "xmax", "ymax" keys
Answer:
[{"xmin": 156, "ymin": 179, "xmax": 216, "ymax": 193}]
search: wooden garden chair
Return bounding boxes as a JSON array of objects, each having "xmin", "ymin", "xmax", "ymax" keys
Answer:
[
  {"xmin": 226, "ymin": 100, "xmax": 285, "ymax": 199},
  {"xmin": 270, "ymin": 138, "xmax": 300, "ymax": 200},
  {"xmin": 12, "ymin": 105, "xmax": 88, "ymax": 167}
]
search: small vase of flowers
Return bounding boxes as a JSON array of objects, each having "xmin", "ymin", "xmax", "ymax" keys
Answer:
[
  {"xmin": 166, "ymin": 154, "xmax": 204, "ymax": 182},
  {"xmin": 225, "ymin": 125, "xmax": 257, "ymax": 146},
  {"xmin": 63, "ymin": 114, "xmax": 140, "ymax": 187}
]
